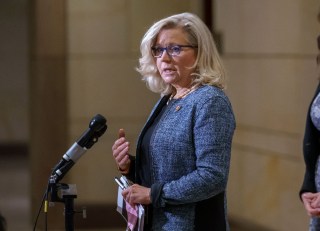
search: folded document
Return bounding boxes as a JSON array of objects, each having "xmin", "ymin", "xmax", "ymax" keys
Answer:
[{"xmin": 116, "ymin": 176, "xmax": 145, "ymax": 231}]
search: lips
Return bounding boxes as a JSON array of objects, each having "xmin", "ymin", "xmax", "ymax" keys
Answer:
[{"xmin": 163, "ymin": 67, "xmax": 176, "ymax": 74}]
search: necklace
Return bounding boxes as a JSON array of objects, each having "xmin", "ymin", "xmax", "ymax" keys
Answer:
[{"xmin": 167, "ymin": 84, "xmax": 198, "ymax": 105}]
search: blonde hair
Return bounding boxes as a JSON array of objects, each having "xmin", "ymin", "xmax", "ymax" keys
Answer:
[{"xmin": 136, "ymin": 12, "xmax": 226, "ymax": 95}]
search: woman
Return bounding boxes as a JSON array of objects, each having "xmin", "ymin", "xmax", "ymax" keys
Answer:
[
  {"xmin": 112, "ymin": 12, "xmax": 235, "ymax": 231},
  {"xmin": 300, "ymin": 32, "xmax": 320, "ymax": 230}
]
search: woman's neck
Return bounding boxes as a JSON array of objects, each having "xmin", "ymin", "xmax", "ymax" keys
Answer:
[{"xmin": 171, "ymin": 83, "xmax": 198, "ymax": 99}]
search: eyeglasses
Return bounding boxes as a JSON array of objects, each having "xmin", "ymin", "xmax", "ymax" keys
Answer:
[{"xmin": 151, "ymin": 44, "xmax": 197, "ymax": 58}]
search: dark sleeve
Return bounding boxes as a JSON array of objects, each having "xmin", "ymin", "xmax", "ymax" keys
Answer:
[
  {"xmin": 150, "ymin": 182, "xmax": 165, "ymax": 208},
  {"xmin": 300, "ymin": 83, "xmax": 320, "ymax": 198}
]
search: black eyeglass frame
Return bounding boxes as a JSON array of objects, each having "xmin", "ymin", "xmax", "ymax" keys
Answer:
[{"xmin": 151, "ymin": 44, "xmax": 198, "ymax": 58}]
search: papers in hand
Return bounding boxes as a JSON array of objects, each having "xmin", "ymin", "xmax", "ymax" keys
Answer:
[{"xmin": 115, "ymin": 176, "xmax": 145, "ymax": 231}]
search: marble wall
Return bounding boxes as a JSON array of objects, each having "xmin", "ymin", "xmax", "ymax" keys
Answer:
[{"xmin": 217, "ymin": 0, "xmax": 319, "ymax": 230}]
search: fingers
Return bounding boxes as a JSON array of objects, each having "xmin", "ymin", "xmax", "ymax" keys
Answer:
[
  {"xmin": 112, "ymin": 139, "xmax": 129, "ymax": 165},
  {"xmin": 306, "ymin": 206, "xmax": 320, "ymax": 217},
  {"xmin": 303, "ymin": 201, "xmax": 318, "ymax": 216},
  {"xmin": 112, "ymin": 129, "xmax": 127, "ymax": 150},
  {"xmin": 302, "ymin": 193, "xmax": 320, "ymax": 217},
  {"xmin": 122, "ymin": 186, "xmax": 137, "ymax": 206},
  {"xmin": 117, "ymin": 152, "xmax": 130, "ymax": 167},
  {"xmin": 311, "ymin": 194, "xmax": 320, "ymax": 209},
  {"xmin": 112, "ymin": 137, "xmax": 128, "ymax": 154},
  {"xmin": 112, "ymin": 139, "xmax": 129, "ymax": 156},
  {"xmin": 302, "ymin": 192, "xmax": 315, "ymax": 200},
  {"xmin": 112, "ymin": 128, "xmax": 129, "ymax": 157},
  {"xmin": 121, "ymin": 185, "xmax": 151, "ymax": 205},
  {"xmin": 112, "ymin": 129, "xmax": 130, "ymax": 172},
  {"xmin": 121, "ymin": 188, "xmax": 134, "ymax": 207}
]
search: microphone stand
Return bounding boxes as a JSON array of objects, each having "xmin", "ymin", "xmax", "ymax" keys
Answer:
[{"xmin": 48, "ymin": 175, "xmax": 85, "ymax": 231}]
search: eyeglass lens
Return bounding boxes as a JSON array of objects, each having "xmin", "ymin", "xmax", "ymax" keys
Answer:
[{"xmin": 152, "ymin": 45, "xmax": 182, "ymax": 57}]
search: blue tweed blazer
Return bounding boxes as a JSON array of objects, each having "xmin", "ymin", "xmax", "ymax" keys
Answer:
[{"xmin": 130, "ymin": 85, "xmax": 236, "ymax": 231}]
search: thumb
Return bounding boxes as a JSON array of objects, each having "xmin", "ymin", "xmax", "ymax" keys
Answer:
[
  {"xmin": 118, "ymin": 128, "xmax": 125, "ymax": 138},
  {"xmin": 302, "ymin": 193, "xmax": 314, "ymax": 200}
]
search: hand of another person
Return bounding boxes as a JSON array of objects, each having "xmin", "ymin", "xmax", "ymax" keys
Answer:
[
  {"xmin": 311, "ymin": 192, "xmax": 320, "ymax": 208},
  {"xmin": 302, "ymin": 192, "xmax": 320, "ymax": 216},
  {"xmin": 122, "ymin": 184, "xmax": 151, "ymax": 206},
  {"xmin": 112, "ymin": 128, "xmax": 131, "ymax": 174}
]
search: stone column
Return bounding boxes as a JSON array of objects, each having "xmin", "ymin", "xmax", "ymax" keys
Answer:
[{"xmin": 29, "ymin": 0, "xmax": 67, "ymax": 229}]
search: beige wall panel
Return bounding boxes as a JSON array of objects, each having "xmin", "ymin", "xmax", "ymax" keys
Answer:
[
  {"xmin": 228, "ymin": 149, "xmax": 309, "ymax": 230},
  {"xmin": 216, "ymin": 0, "xmax": 318, "ymax": 54},
  {"xmin": 224, "ymin": 51, "xmax": 318, "ymax": 230},
  {"xmin": 68, "ymin": 0, "xmax": 125, "ymax": 12},
  {"xmin": 33, "ymin": 0, "xmax": 66, "ymax": 56},
  {"xmin": 216, "ymin": 0, "xmax": 319, "ymax": 229},
  {"xmin": 68, "ymin": 58, "xmax": 158, "ymax": 117},
  {"xmin": 68, "ymin": 57, "xmax": 159, "ymax": 143},
  {"xmin": 0, "ymin": 2, "xmax": 29, "ymax": 142},
  {"xmin": 68, "ymin": 1, "xmax": 128, "ymax": 54},
  {"xmin": 233, "ymin": 128, "xmax": 301, "ymax": 159},
  {"xmin": 225, "ymin": 58, "xmax": 319, "ymax": 135}
]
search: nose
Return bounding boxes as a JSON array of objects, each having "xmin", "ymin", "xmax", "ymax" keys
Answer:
[{"xmin": 160, "ymin": 49, "xmax": 172, "ymax": 62}]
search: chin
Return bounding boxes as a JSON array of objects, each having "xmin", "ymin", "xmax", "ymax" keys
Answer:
[{"xmin": 162, "ymin": 77, "xmax": 175, "ymax": 84}]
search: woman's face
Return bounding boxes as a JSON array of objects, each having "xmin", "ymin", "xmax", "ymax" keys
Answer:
[{"xmin": 154, "ymin": 28, "xmax": 197, "ymax": 88}]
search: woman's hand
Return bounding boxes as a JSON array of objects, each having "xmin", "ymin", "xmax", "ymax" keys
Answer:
[
  {"xmin": 112, "ymin": 129, "xmax": 131, "ymax": 173},
  {"xmin": 302, "ymin": 192, "xmax": 320, "ymax": 216},
  {"xmin": 122, "ymin": 184, "xmax": 151, "ymax": 206}
]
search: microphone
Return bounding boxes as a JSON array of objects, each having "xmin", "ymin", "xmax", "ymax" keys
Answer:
[{"xmin": 50, "ymin": 114, "xmax": 107, "ymax": 183}]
